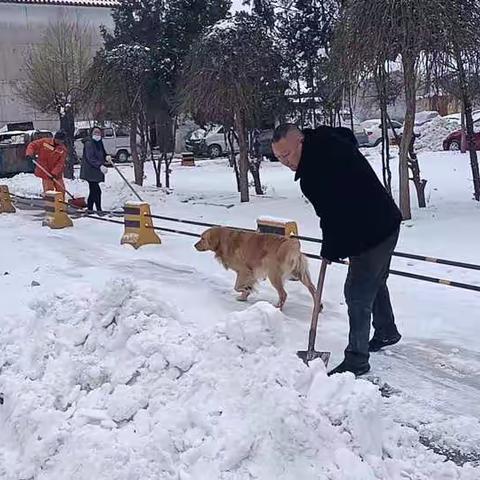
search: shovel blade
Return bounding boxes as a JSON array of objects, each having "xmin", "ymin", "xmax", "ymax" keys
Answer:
[
  {"xmin": 68, "ymin": 197, "xmax": 87, "ymax": 209},
  {"xmin": 297, "ymin": 350, "xmax": 330, "ymax": 367}
]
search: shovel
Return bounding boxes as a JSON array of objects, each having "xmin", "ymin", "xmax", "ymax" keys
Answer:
[
  {"xmin": 106, "ymin": 156, "xmax": 144, "ymax": 202},
  {"xmin": 32, "ymin": 159, "xmax": 87, "ymax": 209},
  {"xmin": 297, "ymin": 258, "xmax": 331, "ymax": 367}
]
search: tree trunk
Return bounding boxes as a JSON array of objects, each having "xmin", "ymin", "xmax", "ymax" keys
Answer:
[
  {"xmin": 146, "ymin": 121, "xmax": 161, "ymax": 188},
  {"xmin": 164, "ymin": 117, "xmax": 177, "ymax": 190},
  {"xmin": 234, "ymin": 112, "xmax": 249, "ymax": 202},
  {"xmin": 464, "ymin": 100, "xmax": 480, "ymax": 201},
  {"xmin": 455, "ymin": 47, "xmax": 480, "ymax": 201},
  {"xmin": 227, "ymin": 128, "xmax": 240, "ymax": 192},
  {"xmin": 151, "ymin": 150, "xmax": 162, "ymax": 188},
  {"xmin": 460, "ymin": 102, "xmax": 467, "ymax": 153},
  {"xmin": 348, "ymin": 84, "xmax": 355, "ymax": 133},
  {"xmin": 155, "ymin": 110, "xmax": 175, "ymax": 189},
  {"xmin": 377, "ymin": 64, "xmax": 392, "ymax": 195},
  {"xmin": 399, "ymin": 55, "xmax": 415, "ymax": 220},
  {"xmin": 59, "ymin": 105, "xmax": 77, "ymax": 179},
  {"xmin": 249, "ymin": 157, "xmax": 263, "ymax": 195},
  {"xmin": 408, "ymin": 136, "xmax": 427, "ymax": 208},
  {"xmin": 130, "ymin": 114, "xmax": 144, "ymax": 186}
]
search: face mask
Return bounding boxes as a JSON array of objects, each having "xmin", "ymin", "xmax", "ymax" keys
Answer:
[{"xmin": 92, "ymin": 135, "xmax": 101, "ymax": 142}]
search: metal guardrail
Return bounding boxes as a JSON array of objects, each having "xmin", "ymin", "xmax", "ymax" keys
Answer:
[{"xmin": 7, "ymin": 191, "xmax": 480, "ymax": 293}]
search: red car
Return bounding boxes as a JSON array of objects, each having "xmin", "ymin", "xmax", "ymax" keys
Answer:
[{"xmin": 443, "ymin": 123, "xmax": 480, "ymax": 151}]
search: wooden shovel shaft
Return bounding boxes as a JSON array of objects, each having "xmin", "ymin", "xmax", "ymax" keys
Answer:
[{"xmin": 307, "ymin": 258, "xmax": 329, "ymax": 351}]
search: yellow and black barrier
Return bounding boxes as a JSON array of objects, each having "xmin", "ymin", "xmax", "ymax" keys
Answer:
[
  {"xmin": 0, "ymin": 185, "xmax": 15, "ymax": 213},
  {"xmin": 257, "ymin": 216, "xmax": 298, "ymax": 237},
  {"xmin": 121, "ymin": 201, "xmax": 161, "ymax": 249},
  {"xmin": 303, "ymin": 253, "xmax": 480, "ymax": 293},
  {"xmin": 294, "ymin": 234, "xmax": 480, "ymax": 272},
  {"xmin": 5, "ymin": 187, "xmax": 480, "ymax": 294},
  {"xmin": 43, "ymin": 191, "xmax": 73, "ymax": 229},
  {"xmin": 181, "ymin": 152, "xmax": 195, "ymax": 166}
]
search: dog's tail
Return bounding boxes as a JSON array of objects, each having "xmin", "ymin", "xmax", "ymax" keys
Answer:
[
  {"xmin": 290, "ymin": 245, "xmax": 316, "ymax": 298},
  {"xmin": 292, "ymin": 250, "xmax": 310, "ymax": 282}
]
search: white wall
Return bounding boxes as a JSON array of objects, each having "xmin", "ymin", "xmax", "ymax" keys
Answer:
[{"xmin": 0, "ymin": 3, "xmax": 113, "ymax": 130}]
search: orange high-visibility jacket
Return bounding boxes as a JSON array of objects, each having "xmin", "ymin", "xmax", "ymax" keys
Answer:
[{"xmin": 26, "ymin": 138, "xmax": 67, "ymax": 179}]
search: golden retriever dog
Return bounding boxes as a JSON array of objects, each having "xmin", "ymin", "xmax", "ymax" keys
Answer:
[{"xmin": 194, "ymin": 227, "xmax": 316, "ymax": 310}]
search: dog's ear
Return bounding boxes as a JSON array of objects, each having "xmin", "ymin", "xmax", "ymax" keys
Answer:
[{"xmin": 206, "ymin": 227, "xmax": 221, "ymax": 251}]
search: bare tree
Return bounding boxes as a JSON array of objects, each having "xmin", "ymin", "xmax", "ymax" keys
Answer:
[
  {"xmin": 91, "ymin": 45, "xmax": 151, "ymax": 186},
  {"xmin": 180, "ymin": 13, "xmax": 285, "ymax": 202},
  {"xmin": 430, "ymin": 0, "xmax": 480, "ymax": 201},
  {"xmin": 17, "ymin": 18, "xmax": 96, "ymax": 179},
  {"xmin": 334, "ymin": 1, "xmax": 459, "ymax": 219}
]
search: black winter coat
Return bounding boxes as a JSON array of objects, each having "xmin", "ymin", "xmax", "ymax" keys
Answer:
[
  {"xmin": 80, "ymin": 138, "xmax": 106, "ymax": 183},
  {"xmin": 295, "ymin": 126, "xmax": 402, "ymax": 261}
]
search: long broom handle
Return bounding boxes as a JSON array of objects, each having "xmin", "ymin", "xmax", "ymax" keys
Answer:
[
  {"xmin": 31, "ymin": 158, "xmax": 76, "ymax": 201},
  {"xmin": 307, "ymin": 258, "xmax": 329, "ymax": 351},
  {"xmin": 106, "ymin": 157, "xmax": 144, "ymax": 202}
]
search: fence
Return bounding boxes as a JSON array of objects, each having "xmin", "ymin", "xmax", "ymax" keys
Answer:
[{"xmin": 2, "ymin": 185, "xmax": 480, "ymax": 294}]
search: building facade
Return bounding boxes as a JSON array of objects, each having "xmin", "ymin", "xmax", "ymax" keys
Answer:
[{"xmin": 0, "ymin": 0, "xmax": 115, "ymax": 131}]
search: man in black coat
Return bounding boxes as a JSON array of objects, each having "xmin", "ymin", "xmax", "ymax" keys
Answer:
[{"xmin": 272, "ymin": 123, "xmax": 403, "ymax": 376}]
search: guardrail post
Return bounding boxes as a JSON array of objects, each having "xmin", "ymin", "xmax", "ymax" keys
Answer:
[
  {"xmin": 181, "ymin": 152, "xmax": 195, "ymax": 166},
  {"xmin": 121, "ymin": 201, "xmax": 161, "ymax": 248},
  {"xmin": 43, "ymin": 191, "xmax": 73, "ymax": 229},
  {"xmin": 0, "ymin": 185, "xmax": 15, "ymax": 213}
]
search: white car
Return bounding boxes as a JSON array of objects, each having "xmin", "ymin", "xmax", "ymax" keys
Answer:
[
  {"xmin": 361, "ymin": 119, "xmax": 403, "ymax": 146},
  {"xmin": 186, "ymin": 125, "xmax": 238, "ymax": 158},
  {"xmin": 75, "ymin": 124, "xmax": 132, "ymax": 162}
]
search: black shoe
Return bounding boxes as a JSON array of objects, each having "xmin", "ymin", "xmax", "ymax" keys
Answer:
[
  {"xmin": 327, "ymin": 361, "xmax": 370, "ymax": 377},
  {"xmin": 369, "ymin": 333, "xmax": 402, "ymax": 352}
]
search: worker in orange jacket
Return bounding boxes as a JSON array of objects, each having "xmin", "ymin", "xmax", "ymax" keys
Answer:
[{"xmin": 26, "ymin": 130, "xmax": 68, "ymax": 195}]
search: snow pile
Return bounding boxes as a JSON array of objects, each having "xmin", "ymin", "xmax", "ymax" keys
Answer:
[
  {"xmin": 0, "ymin": 280, "xmax": 477, "ymax": 479},
  {"xmin": 3, "ymin": 167, "xmax": 162, "ymax": 212},
  {"xmin": 416, "ymin": 117, "xmax": 460, "ymax": 152}
]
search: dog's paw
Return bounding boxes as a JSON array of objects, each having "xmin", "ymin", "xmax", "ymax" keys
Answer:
[
  {"xmin": 275, "ymin": 301, "xmax": 285, "ymax": 311},
  {"xmin": 237, "ymin": 290, "xmax": 251, "ymax": 302}
]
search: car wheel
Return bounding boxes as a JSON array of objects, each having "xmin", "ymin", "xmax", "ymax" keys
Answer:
[
  {"xmin": 208, "ymin": 144, "xmax": 222, "ymax": 158},
  {"xmin": 449, "ymin": 140, "xmax": 460, "ymax": 151},
  {"xmin": 116, "ymin": 150, "xmax": 129, "ymax": 163}
]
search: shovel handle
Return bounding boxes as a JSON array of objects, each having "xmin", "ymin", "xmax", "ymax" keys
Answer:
[
  {"xmin": 307, "ymin": 258, "xmax": 329, "ymax": 351},
  {"xmin": 31, "ymin": 157, "xmax": 80, "ymax": 201},
  {"xmin": 106, "ymin": 157, "xmax": 144, "ymax": 202}
]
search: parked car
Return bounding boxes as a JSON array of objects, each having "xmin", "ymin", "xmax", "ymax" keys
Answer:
[
  {"xmin": 361, "ymin": 119, "xmax": 403, "ymax": 146},
  {"xmin": 442, "ymin": 119, "xmax": 480, "ymax": 151},
  {"xmin": 185, "ymin": 125, "xmax": 238, "ymax": 158},
  {"xmin": 74, "ymin": 123, "xmax": 132, "ymax": 162},
  {"xmin": 336, "ymin": 113, "xmax": 370, "ymax": 147},
  {"xmin": 0, "ymin": 129, "xmax": 52, "ymax": 177}
]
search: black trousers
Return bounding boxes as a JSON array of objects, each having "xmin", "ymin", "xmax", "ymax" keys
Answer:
[
  {"xmin": 87, "ymin": 181, "xmax": 102, "ymax": 211},
  {"xmin": 343, "ymin": 228, "xmax": 400, "ymax": 368}
]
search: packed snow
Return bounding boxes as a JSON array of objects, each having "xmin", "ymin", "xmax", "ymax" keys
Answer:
[{"xmin": 1, "ymin": 148, "xmax": 479, "ymax": 478}]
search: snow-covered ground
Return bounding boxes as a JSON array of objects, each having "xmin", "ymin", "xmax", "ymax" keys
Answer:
[{"xmin": 1, "ymin": 149, "xmax": 479, "ymax": 479}]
